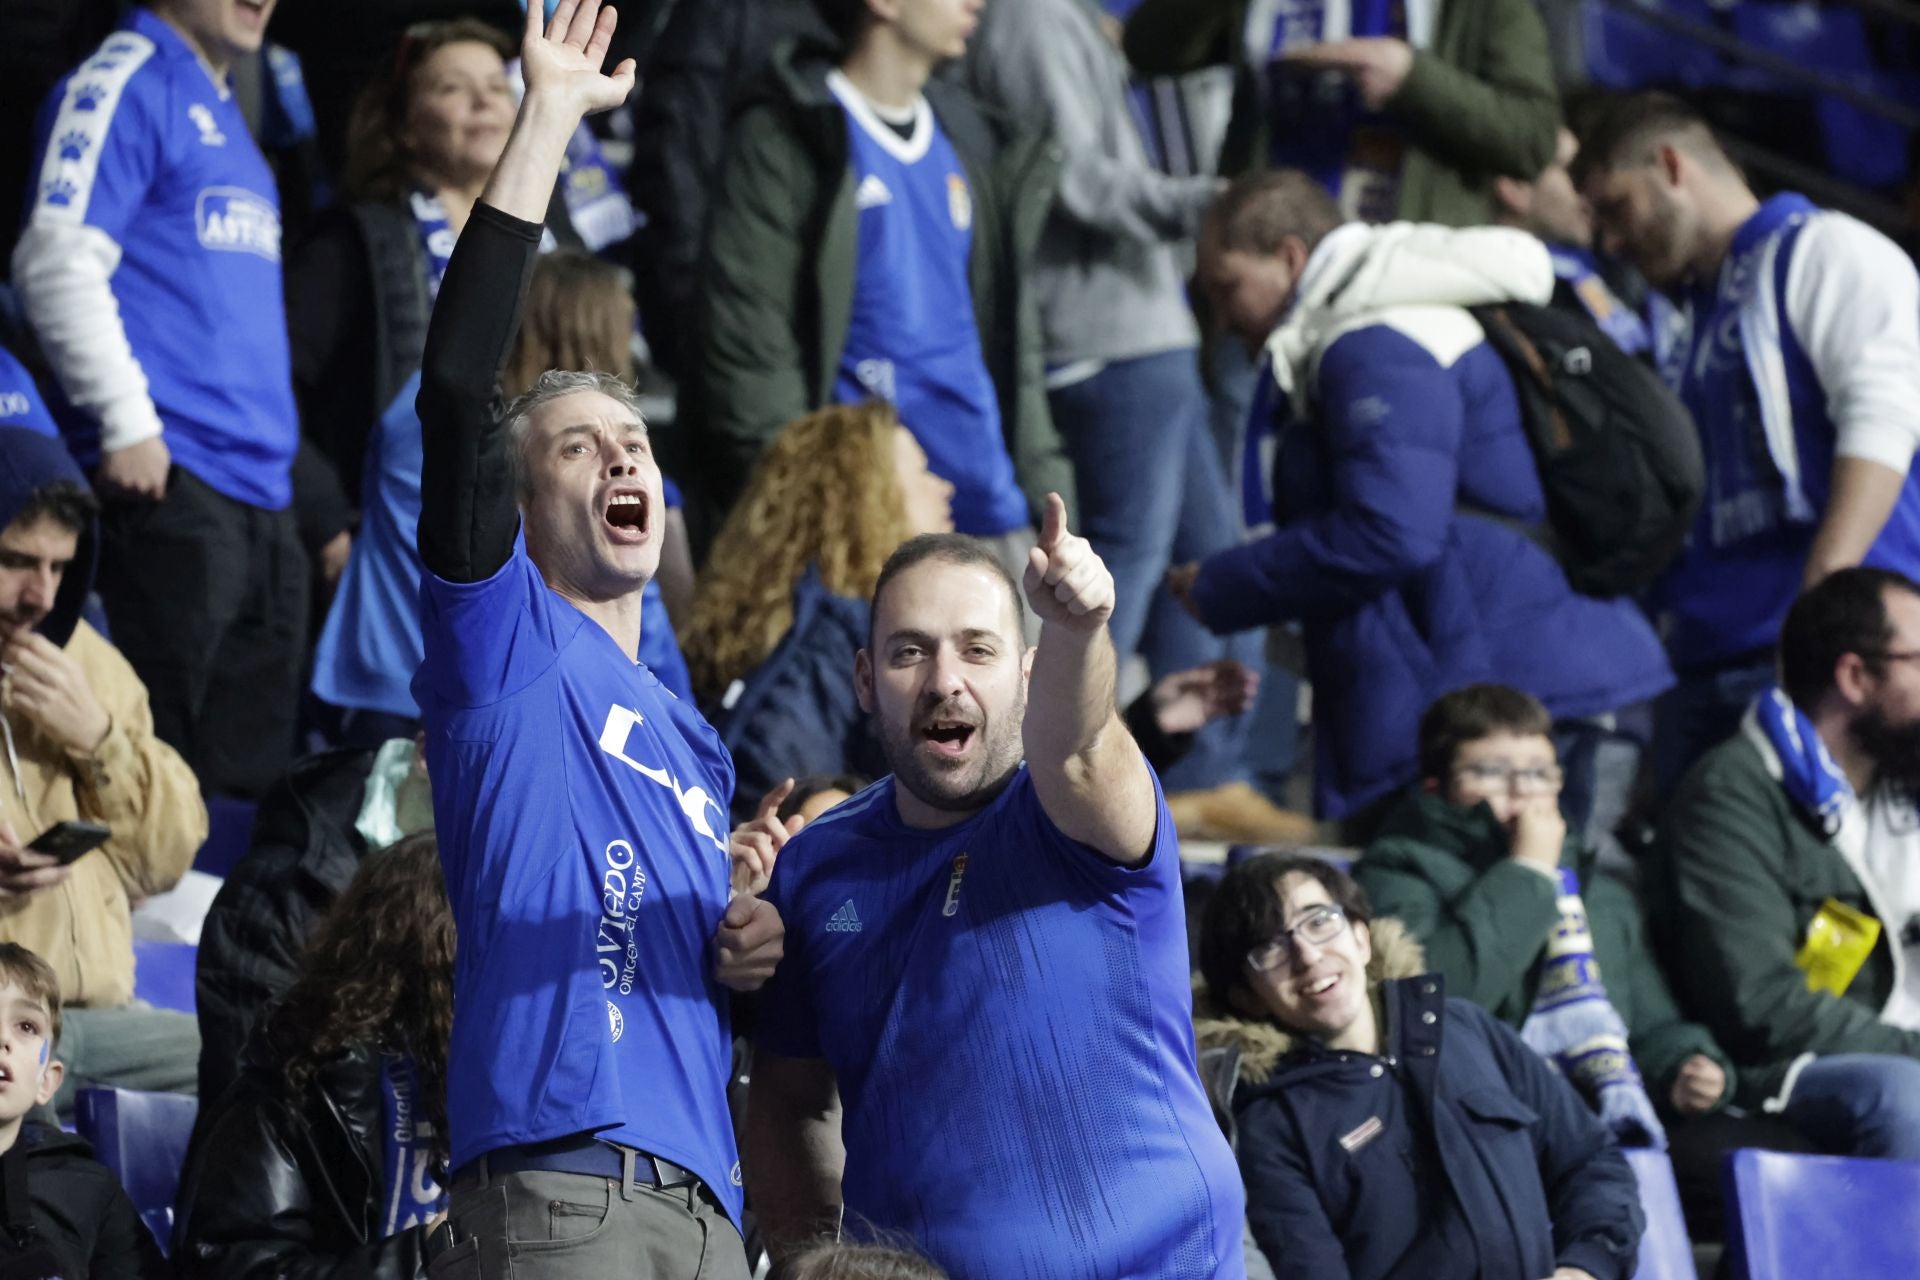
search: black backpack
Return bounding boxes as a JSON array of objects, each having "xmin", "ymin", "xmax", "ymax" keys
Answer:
[{"xmin": 1467, "ymin": 303, "xmax": 1704, "ymax": 599}]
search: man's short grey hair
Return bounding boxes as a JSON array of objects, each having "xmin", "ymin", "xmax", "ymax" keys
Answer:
[{"xmin": 500, "ymin": 369, "xmax": 648, "ymax": 501}]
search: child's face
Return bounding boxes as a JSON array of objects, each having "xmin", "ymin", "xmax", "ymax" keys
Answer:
[
  {"xmin": 0, "ymin": 982, "xmax": 61, "ymax": 1122},
  {"xmin": 1441, "ymin": 732, "xmax": 1563, "ymax": 827}
]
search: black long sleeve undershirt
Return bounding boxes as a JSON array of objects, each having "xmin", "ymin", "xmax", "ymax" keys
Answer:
[{"xmin": 415, "ymin": 201, "xmax": 542, "ymax": 584}]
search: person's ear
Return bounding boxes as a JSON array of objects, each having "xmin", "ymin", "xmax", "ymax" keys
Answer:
[
  {"xmin": 1834, "ymin": 652, "xmax": 1878, "ymax": 708},
  {"xmin": 1021, "ymin": 644, "xmax": 1035, "ymax": 684},
  {"xmin": 1492, "ymin": 174, "xmax": 1530, "ymax": 221},
  {"xmin": 1656, "ymin": 141, "xmax": 1687, "ymax": 189},
  {"xmin": 854, "ymin": 648, "xmax": 876, "ymax": 714},
  {"xmin": 33, "ymin": 1056, "xmax": 62, "ymax": 1108}
]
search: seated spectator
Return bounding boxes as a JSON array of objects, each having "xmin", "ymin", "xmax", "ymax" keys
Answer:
[
  {"xmin": 0, "ymin": 942, "xmax": 165, "ymax": 1280},
  {"xmin": 174, "ymin": 833, "xmax": 452, "ymax": 1279},
  {"xmin": 777, "ymin": 773, "xmax": 872, "ymax": 827},
  {"xmin": 1491, "ymin": 127, "xmax": 1651, "ymax": 358},
  {"xmin": 1171, "ymin": 173, "xmax": 1672, "ymax": 832},
  {"xmin": 1357, "ymin": 684, "xmax": 1815, "ymax": 1234},
  {"xmin": 0, "ymin": 427, "xmax": 206, "ymax": 1113},
  {"xmin": 0, "ymin": 346, "xmax": 58, "ymax": 438},
  {"xmin": 311, "ymin": 243, "xmax": 692, "ymax": 748},
  {"xmin": 1195, "ymin": 854, "xmax": 1643, "ymax": 1280},
  {"xmin": 697, "ymin": 0, "xmax": 1075, "ymax": 560},
  {"xmin": 194, "ymin": 737, "xmax": 432, "ymax": 1104},
  {"xmin": 1652, "ymin": 567, "xmax": 1920, "ymax": 1160},
  {"xmin": 1121, "ymin": 0, "xmax": 1558, "ymax": 226},
  {"xmin": 784, "ymin": 1240, "xmax": 946, "ymax": 1280}
]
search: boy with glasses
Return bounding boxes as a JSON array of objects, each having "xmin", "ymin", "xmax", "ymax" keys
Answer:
[
  {"xmin": 1194, "ymin": 852, "xmax": 1643, "ymax": 1280},
  {"xmin": 1355, "ymin": 684, "xmax": 1815, "ymax": 1236}
]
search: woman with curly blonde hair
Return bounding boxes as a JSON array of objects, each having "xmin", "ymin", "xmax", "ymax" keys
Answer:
[{"xmin": 686, "ymin": 402, "xmax": 953, "ymax": 819}]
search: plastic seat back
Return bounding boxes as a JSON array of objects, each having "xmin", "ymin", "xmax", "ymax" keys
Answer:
[
  {"xmin": 1723, "ymin": 1148, "xmax": 1920, "ymax": 1279},
  {"xmin": 1626, "ymin": 1147, "xmax": 1698, "ymax": 1280},
  {"xmin": 73, "ymin": 1087, "xmax": 198, "ymax": 1257}
]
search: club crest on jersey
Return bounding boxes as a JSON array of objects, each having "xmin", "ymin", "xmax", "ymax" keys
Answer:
[
  {"xmin": 195, "ymin": 187, "xmax": 281, "ymax": 260},
  {"xmin": 942, "ymin": 853, "xmax": 968, "ymax": 918},
  {"xmin": 946, "ymin": 173, "xmax": 972, "ymax": 231},
  {"xmin": 188, "ymin": 103, "xmax": 226, "ymax": 147}
]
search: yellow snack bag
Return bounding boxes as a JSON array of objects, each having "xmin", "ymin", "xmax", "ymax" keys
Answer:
[{"xmin": 1795, "ymin": 898, "xmax": 1882, "ymax": 996}]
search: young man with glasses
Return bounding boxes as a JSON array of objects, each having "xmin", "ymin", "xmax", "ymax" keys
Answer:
[
  {"xmin": 1194, "ymin": 852, "xmax": 1644, "ymax": 1280},
  {"xmin": 1354, "ymin": 684, "xmax": 1831, "ymax": 1234}
]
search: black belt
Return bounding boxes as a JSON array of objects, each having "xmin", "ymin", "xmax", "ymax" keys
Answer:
[{"xmin": 452, "ymin": 1133, "xmax": 701, "ymax": 1193}]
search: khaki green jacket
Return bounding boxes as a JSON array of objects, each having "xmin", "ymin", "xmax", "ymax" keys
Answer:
[{"xmin": 1122, "ymin": 0, "xmax": 1559, "ymax": 226}]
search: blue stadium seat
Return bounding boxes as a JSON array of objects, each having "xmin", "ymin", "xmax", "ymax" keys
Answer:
[
  {"xmin": 1723, "ymin": 1149, "xmax": 1920, "ymax": 1279},
  {"xmin": 1582, "ymin": 0, "xmax": 1721, "ymax": 90},
  {"xmin": 131, "ymin": 938, "xmax": 197, "ymax": 1015},
  {"xmin": 192, "ymin": 793, "xmax": 257, "ymax": 877},
  {"xmin": 73, "ymin": 1087, "xmax": 198, "ymax": 1257},
  {"xmin": 1626, "ymin": 1148, "xmax": 1698, "ymax": 1280},
  {"xmin": 1726, "ymin": 3, "xmax": 1906, "ymax": 189}
]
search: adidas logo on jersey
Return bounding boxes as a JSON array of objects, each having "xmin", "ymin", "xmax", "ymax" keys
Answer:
[
  {"xmin": 855, "ymin": 174, "xmax": 893, "ymax": 209},
  {"xmin": 826, "ymin": 900, "xmax": 863, "ymax": 934}
]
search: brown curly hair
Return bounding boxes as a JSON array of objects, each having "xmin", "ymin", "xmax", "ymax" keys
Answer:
[
  {"xmin": 683, "ymin": 403, "xmax": 915, "ymax": 703},
  {"xmin": 272, "ymin": 833, "xmax": 456, "ymax": 1170},
  {"xmin": 502, "ymin": 249, "xmax": 638, "ymax": 399},
  {"xmin": 343, "ymin": 18, "xmax": 516, "ymax": 204}
]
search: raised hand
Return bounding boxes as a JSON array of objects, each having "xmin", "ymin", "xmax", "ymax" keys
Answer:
[
  {"xmin": 1149, "ymin": 660, "xmax": 1260, "ymax": 737},
  {"xmin": 519, "ymin": 0, "xmax": 637, "ymax": 116},
  {"xmin": 1023, "ymin": 493, "xmax": 1114, "ymax": 632},
  {"xmin": 1281, "ymin": 37, "xmax": 1414, "ymax": 111},
  {"xmin": 730, "ymin": 777, "xmax": 804, "ymax": 896},
  {"xmin": 4, "ymin": 631, "xmax": 110, "ymax": 755}
]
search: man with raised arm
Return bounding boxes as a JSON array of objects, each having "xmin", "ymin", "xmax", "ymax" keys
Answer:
[
  {"xmin": 746, "ymin": 504, "xmax": 1246, "ymax": 1277},
  {"xmin": 410, "ymin": 5, "xmax": 780, "ymax": 1277}
]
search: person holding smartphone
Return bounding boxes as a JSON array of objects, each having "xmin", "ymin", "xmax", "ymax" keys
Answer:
[{"xmin": 0, "ymin": 425, "xmax": 208, "ymax": 1116}]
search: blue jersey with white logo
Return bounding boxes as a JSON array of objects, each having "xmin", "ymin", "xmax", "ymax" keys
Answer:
[
  {"xmin": 757, "ymin": 767, "xmax": 1245, "ymax": 1279},
  {"xmin": 24, "ymin": 9, "xmax": 297, "ymax": 509},
  {"xmin": 413, "ymin": 537, "xmax": 742, "ymax": 1226},
  {"xmin": 0, "ymin": 348, "xmax": 58, "ymax": 438},
  {"xmin": 828, "ymin": 73, "xmax": 1028, "ymax": 536}
]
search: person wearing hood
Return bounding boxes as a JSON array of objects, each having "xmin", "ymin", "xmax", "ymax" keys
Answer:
[
  {"xmin": 1194, "ymin": 853, "xmax": 1643, "ymax": 1280},
  {"xmin": 1169, "ymin": 170, "xmax": 1672, "ymax": 833},
  {"xmin": 0, "ymin": 426, "xmax": 206, "ymax": 1116}
]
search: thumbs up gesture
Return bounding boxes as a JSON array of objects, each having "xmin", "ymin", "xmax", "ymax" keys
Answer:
[{"xmin": 1023, "ymin": 493, "xmax": 1114, "ymax": 633}]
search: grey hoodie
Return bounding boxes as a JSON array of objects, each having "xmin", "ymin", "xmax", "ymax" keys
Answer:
[{"xmin": 961, "ymin": 0, "xmax": 1220, "ymax": 366}]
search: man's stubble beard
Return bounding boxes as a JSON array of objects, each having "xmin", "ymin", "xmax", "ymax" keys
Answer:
[
  {"xmin": 1855, "ymin": 704, "xmax": 1920, "ymax": 797},
  {"xmin": 877, "ymin": 696, "xmax": 1027, "ymax": 816}
]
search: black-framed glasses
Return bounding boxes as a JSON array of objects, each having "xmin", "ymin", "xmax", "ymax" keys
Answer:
[
  {"xmin": 1452, "ymin": 761, "xmax": 1564, "ymax": 795},
  {"xmin": 1246, "ymin": 904, "xmax": 1349, "ymax": 973}
]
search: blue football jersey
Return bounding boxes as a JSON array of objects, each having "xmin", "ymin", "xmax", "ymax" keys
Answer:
[{"xmin": 759, "ymin": 767, "xmax": 1245, "ymax": 1278}]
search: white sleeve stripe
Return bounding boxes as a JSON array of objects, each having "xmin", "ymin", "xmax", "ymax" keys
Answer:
[{"xmin": 29, "ymin": 32, "xmax": 157, "ymax": 228}]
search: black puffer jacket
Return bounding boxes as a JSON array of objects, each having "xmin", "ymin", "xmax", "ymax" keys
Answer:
[
  {"xmin": 173, "ymin": 1032, "xmax": 429, "ymax": 1280},
  {"xmin": 194, "ymin": 748, "xmax": 378, "ymax": 1103},
  {"xmin": 0, "ymin": 1125, "xmax": 165, "ymax": 1280}
]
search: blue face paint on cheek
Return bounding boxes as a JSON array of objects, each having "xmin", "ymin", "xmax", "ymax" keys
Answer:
[{"xmin": 37, "ymin": 1040, "xmax": 48, "ymax": 1069}]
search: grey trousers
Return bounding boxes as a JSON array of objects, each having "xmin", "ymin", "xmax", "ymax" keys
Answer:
[
  {"xmin": 429, "ymin": 1166, "xmax": 750, "ymax": 1280},
  {"xmin": 52, "ymin": 1000, "xmax": 200, "ymax": 1117}
]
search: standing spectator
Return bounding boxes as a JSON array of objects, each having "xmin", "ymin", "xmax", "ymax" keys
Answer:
[
  {"xmin": 960, "ymin": 0, "xmax": 1297, "ymax": 837},
  {"xmin": 628, "ymin": 0, "xmax": 829, "ymax": 387},
  {"xmin": 1491, "ymin": 126, "xmax": 1651, "ymax": 358},
  {"xmin": 748, "ymin": 522, "xmax": 1245, "ymax": 1275},
  {"xmin": 0, "ymin": 943, "xmax": 167, "ymax": 1280},
  {"xmin": 1171, "ymin": 173, "xmax": 1672, "ymax": 827},
  {"xmin": 412, "ymin": 5, "xmax": 780, "ymax": 1275},
  {"xmin": 1574, "ymin": 93, "xmax": 1920, "ymax": 788},
  {"xmin": 1194, "ymin": 855, "xmax": 1643, "ymax": 1279},
  {"xmin": 696, "ymin": 0, "xmax": 1074, "ymax": 569},
  {"xmin": 1121, "ymin": 0, "xmax": 1558, "ymax": 226},
  {"xmin": 15, "ymin": 0, "xmax": 309, "ymax": 797},
  {"xmin": 1651, "ymin": 567, "xmax": 1920, "ymax": 1160},
  {"xmin": 174, "ymin": 833, "xmax": 453, "ymax": 1280},
  {"xmin": 0, "ymin": 427, "xmax": 207, "ymax": 1112}
]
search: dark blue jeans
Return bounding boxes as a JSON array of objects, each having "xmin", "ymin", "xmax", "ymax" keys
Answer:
[{"xmin": 1049, "ymin": 349, "xmax": 1264, "ymax": 790}]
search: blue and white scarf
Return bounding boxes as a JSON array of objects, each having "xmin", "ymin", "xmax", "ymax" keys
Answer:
[
  {"xmin": 379, "ymin": 1054, "xmax": 447, "ymax": 1237},
  {"xmin": 1753, "ymin": 683, "xmax": 1853, "ymax": 837},
  {"xmin": 1520, "ymin": 869, "xmax": 1666, "ymax": 1148},
  {"xmin": 408, "ymin": 191, "xmax": 456, "ymax": 302}
]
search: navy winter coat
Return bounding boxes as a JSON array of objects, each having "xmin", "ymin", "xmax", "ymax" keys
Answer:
[
  {"xmin": 1192, "ymin": 316, "xmax": 1673, "ymax": 818},
  {"xmin": 1235, "ymin": 975, "xmax": 1644, "ymax": 1280}
]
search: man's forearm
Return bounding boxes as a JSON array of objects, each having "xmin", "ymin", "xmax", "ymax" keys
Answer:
[
  {"xmin": 1804, "ymin": 455, "xmax": 1910, "ymax": 586},
  {"xmin": 1023, "ymin": 625, "xmax": 1157, "ymax": 863},
  {"xmin": 1024, "ymin": 623, "xmax": 1119, "ymax": 768}
]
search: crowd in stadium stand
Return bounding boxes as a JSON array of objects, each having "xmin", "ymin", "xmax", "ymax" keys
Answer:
[{"xmin": 0, "ymin": 0, "xmax": 1917, "ymax": 1277}]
